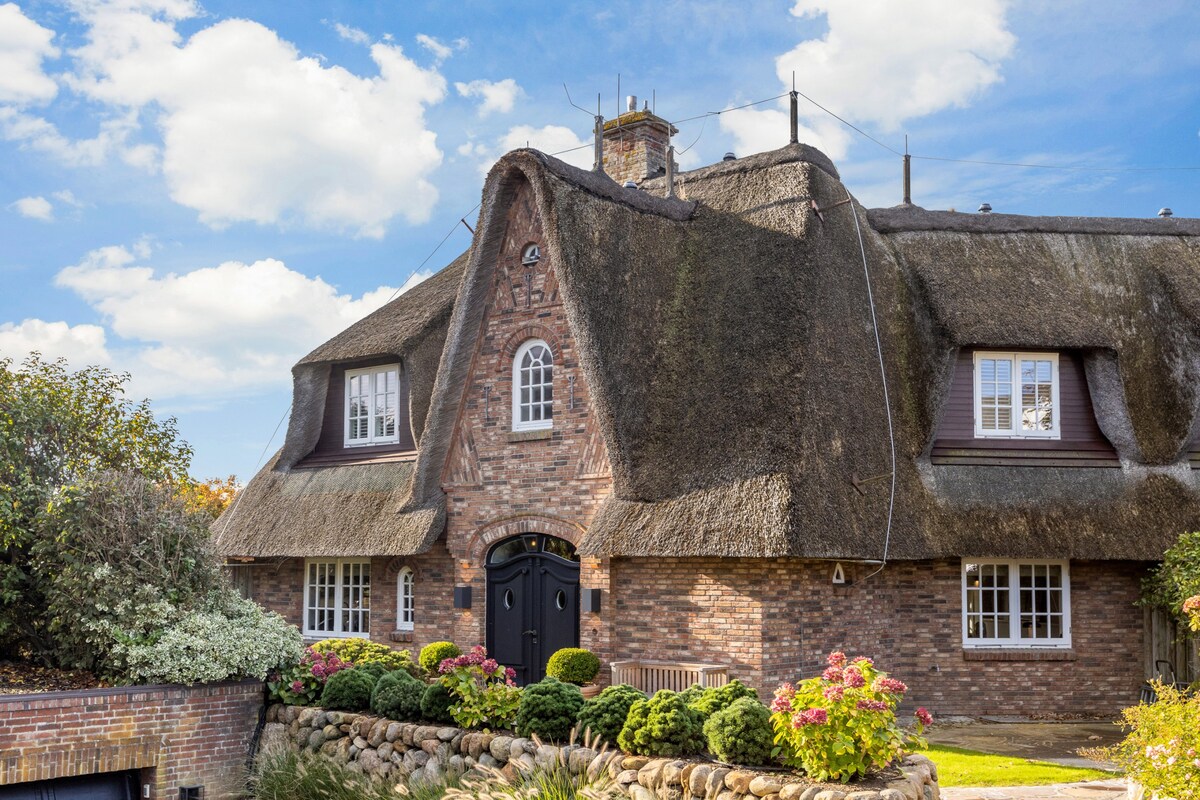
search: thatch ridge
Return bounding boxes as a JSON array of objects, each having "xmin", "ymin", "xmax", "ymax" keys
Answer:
[{"xmin": 870, "ymin": 205, "xmax": 1200, "ymax": 236}]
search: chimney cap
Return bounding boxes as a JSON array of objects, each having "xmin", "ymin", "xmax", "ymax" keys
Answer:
[
  {"xmin": 978, "ymin": 203, "xmax": 992, "ymax": 214},
  {"xmin": 627, "ymin": 95, "xmax": 637, "ymax": 113},
  {"xmin": 723, "ymin": 152, "xmax": 736, "ymax": 161},
  {"xmin": 1159, "ymin": 207, "xmax": 1174, "ymax": 218}
]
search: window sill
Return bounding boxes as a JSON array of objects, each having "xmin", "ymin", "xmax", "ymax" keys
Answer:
[
  {"xmin": 962, "ymin": 648, "xmax": 1075, "ymax": 662},
  {"xmin": 507, "ymin": 428, "xmax": 553, "ymax": 442},
  {"xmin": 389, "ymin": 631, "xmax": 414, "ymax": 643}
]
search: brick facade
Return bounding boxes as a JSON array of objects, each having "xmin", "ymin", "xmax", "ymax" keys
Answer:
[
  {"xmin": 601, "ymin": 109, "xmax": 677, "ymax": 185},
  {"xmin": 612, "ymin": 556, "xmax": 1148, "ymax": 717},
  {"xmin": 0, "ymin": 680, "xmax": 262, "ymax": 797}
]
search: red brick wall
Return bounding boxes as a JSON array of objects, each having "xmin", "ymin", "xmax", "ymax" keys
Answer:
[
  {"xmin": 439, "ymin": 176, "xmax": 614, "ymax": 658},
  {"xmin": 612, "ymin": 556, "xmax": 1147, "ymax": 717},
  {"xmin": 244, "ymin": 550, "xmax": 455, "ymax": 657},
  {"xmin": 0, "ymin": 681, "xmax": 262, "ymax": 798}
]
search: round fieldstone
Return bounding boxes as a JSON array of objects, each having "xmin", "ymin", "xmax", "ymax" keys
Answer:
[
  {"xmin": 778, "ymin": 784, "xmax": 807, "ymax": 800},
  {"xmin": 706, "ymin": 767, "xmax": 731, "ymax": 797},
  {"xmin": 814, "ymin": 791, "xmax": 847, "ymax": 800},
  {"xmin": 386, "ymin": 722, "xmax": 403, "ymax": 742},
  {"xmin": 725, "ymin": 770, "xmax": 754, "ymax": 794},
  {"xmin": 534, "ymin": 745, "xmax": 560, "ymax": 771},
  {"xmin": 437, "ymin": 727, "xmax": 458, "ymax": 742},
  {"xmin": 353, "ymin": 736, "xmax": 369, "ymax": 750},
  {"xmin": 510, "ymin": 738, "xmax": 532, "ymax": 759},
  {"xmin": 662, "ymin": 760, "xmax": 687, "ymax": 787},
  {"xmin": 623, "ymin": 755, "xmax": 651, "ymax": 771},
  {"xmin": 638, "ymin": 759, "xmax": 668, "ymax": 789},
  {"xmin": 628, "ymin": 787, "xmax": 655, "ymax": 800},
  {"xmin": 369, "ymin": 720, "xmax": 389, "ymax": 747},
  {"xmin": 377, "ymin": 742, "xmax": 393, "ymax": 760},
  {"xmin": 358, "ymin": 749, "xmax": 383, "ymax": 773},
  {"xmin": 297, "ymin": 708, "xmax": 318, "ymax": 727},
  {"xmin": 479, "ymin": 753, "xmax": 499, "ymax": 769},
  {"xmin": 568, "ymin": 746, "xmax": 597, "ymax": 774},
  {"xmin": 307, "ymin": 729, "xmax": 325, "ymax": 750},
  {"xmin": 490, "ymin": 735, "xmax": 514, "ymax": 762},
  {"xmin": 617, "ymin": 769, "xmax": 640, "ymax": 786},
  {"xmin": 751, "ymin": 776, "xmax": 785, "ymax": 797},
  {"xmin": 688, "ymin": 764, "xmax": 712, "ymax": 797}
]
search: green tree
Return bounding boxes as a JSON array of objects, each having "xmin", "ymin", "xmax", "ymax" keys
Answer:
[{"xmin": 1, "ymin": 355, "xmax": 192, "ymax": 660}]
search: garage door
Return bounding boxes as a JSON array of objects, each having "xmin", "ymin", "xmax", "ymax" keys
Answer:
[{"xmin": 0, "ymin": 771, "xmax": 136, "ymax": 800}]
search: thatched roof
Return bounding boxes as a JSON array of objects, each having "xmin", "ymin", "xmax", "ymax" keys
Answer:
[
  {"xmin": 214, "ymin": 255, "xmax": 466, "ymax": 558},
  {"xmin": 212, "ymin": 453, "xmax": 443, "ymax": 558},
  {"xmin": 223, "ymin": 140, "xmax": 1200, "ymax": 563}
]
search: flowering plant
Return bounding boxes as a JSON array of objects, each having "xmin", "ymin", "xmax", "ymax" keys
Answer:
[
  {"xmin": 1100, "ymin": 680, "xmax": 1200, "ymax": 799},
  {"xmin": 1184, "ymin": 595, "xmax": 1200, "ymax": 633},
  {"xmin": 769, "ymin": 651, "xmax": 930, "ymax": 782},
  {"xmin": 438, "ymin": 645, "xmax": 522, "ymax": 730},
  {"xmin": 268, "ymin": 646, "xmax": 353, "ymax": 705}
]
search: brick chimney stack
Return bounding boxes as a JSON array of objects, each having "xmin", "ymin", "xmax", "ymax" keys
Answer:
[{"xmin": 602, "ymin": 96, "xmax": 678, "ymax": 185}]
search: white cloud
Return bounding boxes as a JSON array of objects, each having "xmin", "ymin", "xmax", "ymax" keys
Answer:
[
  {"xmin": 0, "ymin": 242, "xmax": 435, "ymax": 400},
  {"xmin": 0, "ymin": 319, "xmax": 111, "ymax": 367},
  {"xmin": 472, "ymin": 124, "xmax": 592, "ymax": 175},
  {"xmin": 52, "ymin": 188, "xmax": 83, "ymax": 207},
  {"xmin": 334, "ymin": 23, "xmax": 371, "ymax": 46},
  {"xmin": 10, "ymin": 195, "xmax": 53, "ymax": 220},
  {"xmin": 0, "ymin": 3, "xmax": 59, "ymax": 105},
  {"xmin": 415, "ymin": 33, "xmax": 452, "ymax": 62},
  {"xmin": 15, "ymin": 3, "xmax": 447, "ymax": 237},
  {"xmin": 779, "ymin": 0, "xmax": 1015, "ymax": 131},
  {"xmin": 455, "ymin": 78, "xmax": 522, "ymax": 117},
  {"xmin": 719, "ymin": 105, "xmax": 852, "ymax": 161}
]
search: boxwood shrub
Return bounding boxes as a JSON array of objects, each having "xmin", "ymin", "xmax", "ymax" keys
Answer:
[
  {"xmin": 689, "ymin": 679, "xmax": 759, "ymax": 721},
  {"xmin": 420, "ymin": 681, "xmax": 456, "ymax": 724},
  {"xmin": 617, "ymin": 689, "xmax": 704, "ymax": 757},
  {"xmin": 576, "ymin": 684, "xmax": 645, "ymax": 746},
  {"xmin": 704, "ymin": 696, "xmax": 774, "ymax": 766},
  {"xmin": 513, "ymin": 676, "xmax": 585, "ymax": 741},
  {"xmin": 370, "ymin": 669, "xmax": 424, "ymax": 720},
  {"xmin": 545, "ymin": 648, "xmax": 601, "ymax": 685},
  {"xmin": 319, "ymin": 667, "xmax": 377, "ymax": 711},
  {"xmin": 419, "ymin": 641, "xmax": 461, "ymax": 675}
]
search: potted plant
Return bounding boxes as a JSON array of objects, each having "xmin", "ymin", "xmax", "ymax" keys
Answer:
[{"xmin": 546, "ymin": 647, "xmax": 603, "ymax": 698}]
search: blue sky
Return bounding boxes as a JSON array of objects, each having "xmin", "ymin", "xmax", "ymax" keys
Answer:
[{"xmin": 3, "ymin": 0, "xmax": 1200, "ymax": 481}]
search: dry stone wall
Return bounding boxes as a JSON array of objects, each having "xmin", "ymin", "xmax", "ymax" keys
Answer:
[{"xmin": 262, "ymin": 703, "xmax": 940, "ymax": 800}]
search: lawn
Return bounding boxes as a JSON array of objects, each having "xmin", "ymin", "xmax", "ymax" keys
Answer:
[{"xmin": 923, "ymin": 745, "xmax": 1117, "ymax": 787}]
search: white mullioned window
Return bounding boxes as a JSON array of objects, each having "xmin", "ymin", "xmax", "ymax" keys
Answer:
[
  {"xmin": 304, "ymin": 559, "xmax": 371, "ymax": 637},
  {"xmin": 973, "ymin": 352, "xmax": 1060, "ymax": 439},
  {"xmin": 961, "ymin": 560, "xmax": 1071, "ymax": 648},
  {"xmin": 512, "ymin": 339, "xmax": 554, "ymax": 431},
  {"xmin": 345, "ymin": 365, "xmax": 401, "ymax": 447},
  {"xmin": 396, "ymin": 567, "xmax": 414, "ymax": 632}
]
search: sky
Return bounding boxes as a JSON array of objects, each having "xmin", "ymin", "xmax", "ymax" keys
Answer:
[{"xmin": 3, "ymin": 0, "xmax": 1200, "ymax": 482}]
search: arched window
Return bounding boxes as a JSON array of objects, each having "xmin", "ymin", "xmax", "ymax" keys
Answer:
[
  {"xmin": 513, "ymin": 339, "xmax": 553, "ymax": 431},
  {"xmin": 396, "ymin": 567, "xmax": 414, "ymax": 632}
]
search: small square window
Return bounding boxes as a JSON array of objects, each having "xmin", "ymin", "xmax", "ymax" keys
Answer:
[
  {"xmin": 962, "ymin": 559, "xmax": 1070, "ymax": 648},
  {"xmin": 973, "ymin": 352, "xmax": 1060, "ymax": 439}
]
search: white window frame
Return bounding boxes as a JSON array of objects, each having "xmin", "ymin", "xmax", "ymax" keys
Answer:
[
  {"xmin": 344, "ymin": 365, "xmax": 402, "ymax": 447},
  {"xmin": 303, "ymin": 559, "xmax": 371, "ymax": 638},
  {"xmin": 396, "ymin": 567, "xmax": 414, "ymax": 632},
  {"xmin": 961, "ymin": 559, "xmax": 1071, "ymax": 649},
  {"xmin": 512, "ymin": 339, "xmax": 554, "ymax": 432},
  {"xmin": 973, "ymin": 351, "xmax": 1061, "ymax": 440}
]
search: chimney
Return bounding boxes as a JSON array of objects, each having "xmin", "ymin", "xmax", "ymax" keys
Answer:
[{"xmin": 602, "ymin": 95, "xmax": 678, "ymax": 185}]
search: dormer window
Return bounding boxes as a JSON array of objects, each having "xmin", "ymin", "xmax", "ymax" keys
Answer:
[
  {"xmin": 974, "ymin": 352, "xmax": 1060, "ymax": 439},
  {"xmin": 521, "ymin": 243, "xmax": 541, "ymax": 266},
  {"xmin": 345, "ymin": 364, "xmax": 401, "ymax": 446},
  {"xmin": 513, "ymin": 339, "xmax": 553, "ymax": 431}
]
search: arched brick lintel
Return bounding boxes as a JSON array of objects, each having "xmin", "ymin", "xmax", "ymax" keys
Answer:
[
  {"xmin": 501, "ymin": 325, "xmax": 563, "ymax": 361},
  {"xmin": 466, "ymin": 514, "xmax": 585, "ymax": 565}
]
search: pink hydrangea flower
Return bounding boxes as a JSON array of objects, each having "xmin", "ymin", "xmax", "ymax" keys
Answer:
[
  {"xmin": 827, "ymin": 651, "xmax": 847, "ymax": 668},
  {"xmin": 874, "ymin": 677, "xmax": 908, "ymax": 695},
  {"xmin": 291, "ymin": 680, "xmax": 304, "ymax": 693},
  {"xmin": 792, "ymin": 708, "xmax": 828, "ymax": 727},
  {"xmin": 505, "ymin": 667, "xmax": 517, "ymax": 680},
  {"xmin": 823, "ymin": 685, "xmax": 845, "ymax": 702},
  {"xmin": 311, "ymin": 664, "xmax": 325, "ymax": 678},
  {"xmin": 771, "ymin": 695, "xmax": 793, "ymax": 713},
  {"xmin": 822, "ymin": 666, "xmax": 844, "ymax": 684},
  {"xmin": 852, "ymin": 656, "xmax": 874, "ymax": 668},
  {"xmin": 856, "ymin": 699, "xmax": 888, "ymax": 712},
  {"xmin": 843, "ymin": 667, "xmax": 866, "ymax": 688},
  {"xmin": 914, "ymin": 707, "xmax": 933, "ymax": 727},
  {"xmin": 481, "ymin": 658, "xmax": 499, "ymax": 674},
  {"xmin": 1184, "ymin": 595, "xmax": 1200, "ymax": 614}
]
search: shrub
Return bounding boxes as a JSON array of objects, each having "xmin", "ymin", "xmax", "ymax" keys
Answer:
[
  {"xmin": 1101, "ymin": 681, "xmax": 1200, "ymax": 799},
  {"xmin": 704, "ymin": 697, "xmax": 774, "ymax": 766},
  {"xmin": 320, "ymin": 667, "xmax": 377, "ymax": 711},
  {"xmin": 545, "ymin": 648, "xmax": 601, "ymax": 685},
  {"xmin": 269, "ymin": 647, "xmax": 353, "ymax": 706},
  {"xmin": 420, "ymin": 641, "xmax": 462, "ymax": 675},
  {"xmin": 371, "ymin": 670, "xmax": 425, "ymax": 720},
  {"xmin": 421, "ymin": 681, "xmax": 457, "ymax": 724},
  {"xmin": 769, "ymin": 651, "xmax": 929, "ymax": 782},
  {"xmin": 688, "ymin": 679, "xmax": 759, "ymax": 721},
  {"xmin": 514, "ymin": 676, "xmax": 585, "ymax": 741},
  {"xmin": 439, "ymin": 645, "xmax": 522, "ymax": 730},
  {"xmin": 114, "ymin": 592, "xmax": 302, "ymax": 685},
  {"xmin": 617, "ymin": 689, "xmax": 704, "ymax": 757},
  {"xmin": 310, "ymin": 638, "xmax": 418, "ymax": 678},
  {"xmin": 577, "ymin": 684, "xmax": 645, "ymax": 746},
  {"xmin": 357, "ymin": 661, "xmax": 390, "ymax": 681}
]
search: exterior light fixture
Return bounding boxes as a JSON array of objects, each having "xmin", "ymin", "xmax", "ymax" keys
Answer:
[{"xmin": 453, "ymin": 585, "xmax": 472, "ymax": 609}]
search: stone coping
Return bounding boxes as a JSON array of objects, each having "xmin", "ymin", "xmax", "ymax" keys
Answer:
[
  {"xmin": 0, "ymin": 678, "xmax": 263, "ymax": 704},
  {"xmin": 263, "ymin": 703, "xmax": 941, "ymax": 800}
]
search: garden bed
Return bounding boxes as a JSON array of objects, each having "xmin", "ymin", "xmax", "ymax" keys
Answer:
[
  {"xmin": 261, "ymin": 703, "xmax": 942, "ymax": 800},
  {"xmin": 0, "ymin": 659, "xmax": 102, "ymax": 694}
]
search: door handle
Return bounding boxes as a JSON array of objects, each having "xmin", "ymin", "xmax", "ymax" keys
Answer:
[{"xmin": 522, "ymin": 629, "xmax": 538, "ymax": 637}]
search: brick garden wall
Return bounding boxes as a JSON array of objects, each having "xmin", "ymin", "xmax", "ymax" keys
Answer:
[
  {"xmin": 612, "ymin": 556, "xmax": 1147, "ymax": 717},
  {"xmin": 0, "ymin": 680, "xmax": 263, "ymax": 798}
]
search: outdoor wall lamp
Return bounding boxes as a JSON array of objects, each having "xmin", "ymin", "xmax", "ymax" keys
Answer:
[{"xmin": 453, "ymin": 585, "xmax": 472, "ymax": 609}]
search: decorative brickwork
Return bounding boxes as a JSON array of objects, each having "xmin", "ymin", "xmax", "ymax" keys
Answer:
[
  {"xmin": 0, "ymin": 681, "xmax": 262, "ymax": 797},
  {"xmin": 601, "ymin": 109, "xmax": 678, "ymax": 185}
]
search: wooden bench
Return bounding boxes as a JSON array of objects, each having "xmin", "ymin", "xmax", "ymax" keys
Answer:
[{"xmin": 610, "ymin": 660, "xmax": 729, "ymax": 693}]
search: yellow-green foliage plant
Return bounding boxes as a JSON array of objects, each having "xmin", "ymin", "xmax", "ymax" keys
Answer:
[
  {"xmin": 310, "ymin": 638, "xmax": 419, "ymax": 677},
  {"xmin": 1103, "ymin": 681, "xmax": 1200, "ymax": 800}
]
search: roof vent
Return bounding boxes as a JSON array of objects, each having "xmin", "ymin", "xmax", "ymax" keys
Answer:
[
  {"xmin": 978, "ymin": 203, "xmax": 992, "ymax": 214},
  {"xmin": 1159, "ymin": 207, "xmax": 1174, "ymax": 218},
  {"xmin": 623, "ymin": 180, "xmax": 637, "ymax": 189},
  {"xmin": 627, "ymin": 95, "xmax": 637, "ymax": 113},
  {"xmin": 723, "ymin": 152, "xmax": 736, "ymax": 161}
]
